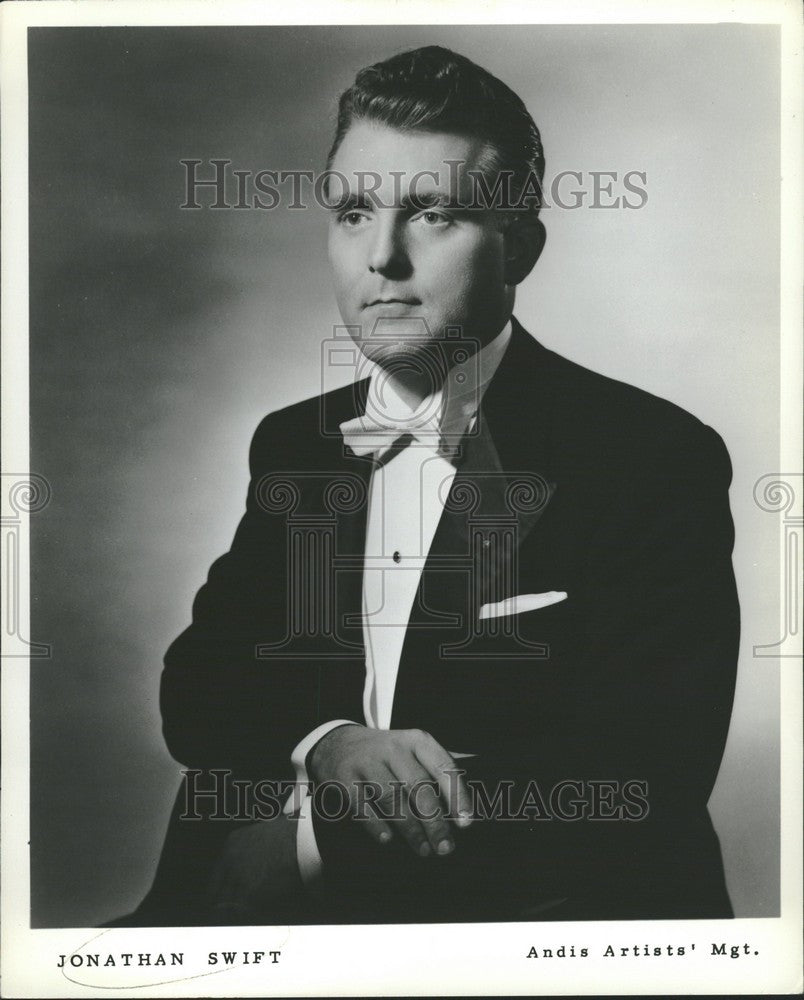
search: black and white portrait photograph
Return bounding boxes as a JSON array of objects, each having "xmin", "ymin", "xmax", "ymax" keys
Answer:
[{"xmin": 1, "ymin": 1, "xmax": 801, "ymax": 996}]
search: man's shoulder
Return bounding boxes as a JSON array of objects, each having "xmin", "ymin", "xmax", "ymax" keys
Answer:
[
  {"xmin": 503, "ymin": 323, "xmax": 731, "ymax": 492},
  {"xmin": 535, "ymin": 335, "xmax": 728, "ymax": 470},
  {"xmin": 248, "ymin": 380, "xmax": 365, "ymax": 472},
  {"xmin": 254, "ymin": 379, "xmax": 360, "ymax": 429}
]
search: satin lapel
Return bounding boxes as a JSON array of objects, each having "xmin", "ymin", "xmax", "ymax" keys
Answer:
[
  {"xmin": 313, "ymin": 377, "xmax": 373, "ymax": 652},
  {"xmin": 389, "ymin": 323, "xmax": 557, "ymax": 729},
  {"xmin": 426, "ymin": 322, "xmax": 557, "ymax": 607}
]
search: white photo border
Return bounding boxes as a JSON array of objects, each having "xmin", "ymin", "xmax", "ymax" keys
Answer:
[{"xmin": 1, "ymin": 1, "xmax": 801, "ymax": 996}]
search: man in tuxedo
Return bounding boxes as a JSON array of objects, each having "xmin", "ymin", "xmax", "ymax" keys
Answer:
[{"xmin": 139, "ymin": 45, "xmax": 739, "ymax": 925}]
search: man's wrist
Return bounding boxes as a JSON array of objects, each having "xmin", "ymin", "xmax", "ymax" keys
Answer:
[
  {"xmin": 288, "ymin": 719, "xmax": 361, "ymax": 791},
  {"xmin": 307, "ymin": 722, "xmax": 363, "ymax": 780}
]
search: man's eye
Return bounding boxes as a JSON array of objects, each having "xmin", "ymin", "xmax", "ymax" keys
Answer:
[
  {"xmin": 414, "ymin": 210, "xmax": 450, "ymax": 227},
  {"xmin": 338, "ymin": 210, "xmax": 368, "ymax": 227}
]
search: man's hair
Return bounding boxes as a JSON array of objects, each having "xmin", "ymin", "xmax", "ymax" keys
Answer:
[{"xmin": 327, "ymin": 45, "xmax": 545, "ymax": 213}]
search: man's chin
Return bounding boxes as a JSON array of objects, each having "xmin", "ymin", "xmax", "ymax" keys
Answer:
[{"xmin": 356, "ymin": 338, "xmax": 450, "ymax": 386}]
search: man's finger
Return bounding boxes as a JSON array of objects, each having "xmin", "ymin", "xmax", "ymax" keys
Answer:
[
  {"xmin": 389, "ymin": 757, "xmax": 454, "ymax": 857},
  {"xmin": 409, "ymin": 780, "xmax": 455, "ymax": 855},
  {"xmin": 353, "ymin": 764, "xmax": 396, "ymax": 848},
  {"xmin": 361, "ymin": 814, "xmax": 394, "ymax": 847},
  {"xmin": 411, "ymin": 731, "xmax": 473, "ymax": 826}
]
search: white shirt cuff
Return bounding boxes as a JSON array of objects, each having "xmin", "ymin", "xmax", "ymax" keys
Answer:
[
  {"xmin": 293, "ymin": 786, "xmax": 322, "ymax": 885},
  {"xmin": 284, "ymin": 720, "xmax": 361, "ymax": 884}
]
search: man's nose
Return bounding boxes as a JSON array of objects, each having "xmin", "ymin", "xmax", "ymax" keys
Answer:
[{"xmin": 367, "ymin": 216, "xmax": 410, "ymax": 278}]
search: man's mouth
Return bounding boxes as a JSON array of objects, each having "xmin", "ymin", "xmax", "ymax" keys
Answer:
[{"xmin": 364, "ymin": 298, "xmax": 421, "ymax": 307}]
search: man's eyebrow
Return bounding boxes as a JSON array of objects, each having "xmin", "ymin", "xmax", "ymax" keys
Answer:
[
  {"xmin": 325, "ymin": 192, "xmax": 372, "ymax": 212},
  {"xmin": 400, "ymin": 190, "xmax": 456, "ymax": 210},
  {"xmin": 325, "ymin": 189, "xmax": 463, "ymax": 212}
]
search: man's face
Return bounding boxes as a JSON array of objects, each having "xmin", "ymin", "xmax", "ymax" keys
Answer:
[{"xmin": 327, "ymin": 120, "xmax": 515, "ymax": 379}]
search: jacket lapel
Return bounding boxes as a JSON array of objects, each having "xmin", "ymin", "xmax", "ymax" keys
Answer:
[
  {"xmin": 319, "ymin": 376, "xmax": 374, "ymax": 649},
  {"xmin": 424, "ymin": 320, "xmax": 557, "ymax": 609},
  {"xmin": 389, "ymin": 324, "xmax": 558, "ymax": 728}
]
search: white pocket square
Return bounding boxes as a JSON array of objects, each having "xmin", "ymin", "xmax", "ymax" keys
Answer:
[{"xmin": 478, "ymin": 591, "xmax": 567, "ymax": 621}]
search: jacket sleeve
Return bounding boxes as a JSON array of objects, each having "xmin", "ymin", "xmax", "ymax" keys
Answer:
[
  {"xmin": 552, "ymin": 422, "xmax": 736, "ymax": 800},
  {"xmin": 478, "ymin": 422, "xmax": 738, "ymax": 789},
  {"xmin": 159, "ymin": 413, "xmax": 322, "ymax": 781}
]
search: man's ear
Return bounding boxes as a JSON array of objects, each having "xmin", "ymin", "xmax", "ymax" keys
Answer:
[{"xmin": 503, "ymin": 216, "xmax": 546, "ymax": 286}]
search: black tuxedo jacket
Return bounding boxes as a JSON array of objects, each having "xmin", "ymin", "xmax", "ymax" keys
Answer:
[{"xmin": 138, "ymin": 320, "xmax": 739, "ymax": 925}]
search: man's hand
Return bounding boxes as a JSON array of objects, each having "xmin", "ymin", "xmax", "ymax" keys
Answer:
[
  {"xmin": 208, "ymin": 814, "xmax": 301, "ymax": 920},
  {"xmin": 308, "ymin": 725, "xmax": 473, "ymax": 858}
]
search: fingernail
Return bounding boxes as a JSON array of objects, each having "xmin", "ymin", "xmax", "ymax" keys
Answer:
[
  {"xmin": 437, "ymin": 839, "xmax": 454, "ymax": 856},
  {"xmin": 456, "ymin": 811, "xmax": 473, "ymax": 827},
  {"xmin": 418, "ymin": 842, "xmax": 431, "ymax": 857}
]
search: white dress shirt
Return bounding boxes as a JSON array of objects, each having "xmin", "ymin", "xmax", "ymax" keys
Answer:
[{"xmin": 286, "ymin": 321, "xmax": 513, "ymax": 882}]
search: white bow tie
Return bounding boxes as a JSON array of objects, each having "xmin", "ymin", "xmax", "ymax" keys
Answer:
[{"xmin": 340, "ymin": 412, "xmax": 447, "ymax": 459}]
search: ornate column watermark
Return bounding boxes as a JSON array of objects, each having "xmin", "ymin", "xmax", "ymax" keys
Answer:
[
  {"xmin": 254, "ymin": 472, "xmax": 367, "ymax": 658},
  {"xmin": 752, "ymin": 473, "xmax": 802, "ymax": 658},
  {"xmin": 1, "ymin": 473, "xmax": 51, "ymax": 658}
]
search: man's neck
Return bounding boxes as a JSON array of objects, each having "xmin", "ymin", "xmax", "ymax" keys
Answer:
[
  {"xmin": 369, "ymin": 319, "xmax": 514, "ymax": 413},
  {"xmin": 387, "ymin": 368, "xmax": 436, "ymax": 412}
]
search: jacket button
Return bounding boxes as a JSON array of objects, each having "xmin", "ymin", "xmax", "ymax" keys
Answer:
[{"xmin": 393, "ymin": 551, "xmax": 401, "ymax": 563}]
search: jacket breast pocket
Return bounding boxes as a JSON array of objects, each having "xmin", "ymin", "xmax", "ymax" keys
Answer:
[{"xmin": 474, "ymin": 594, "xmax": 575, "ymax": 664}]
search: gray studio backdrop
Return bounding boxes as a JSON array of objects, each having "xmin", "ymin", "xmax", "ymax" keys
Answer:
[{"xmin": 28, "ymin": 24, "xmax": 780, "ymax": 927}]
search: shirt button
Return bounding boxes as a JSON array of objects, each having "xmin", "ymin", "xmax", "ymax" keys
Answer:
[{"xmin": 392, "ymin": 551, "xmax": 401, "ymax": 563}]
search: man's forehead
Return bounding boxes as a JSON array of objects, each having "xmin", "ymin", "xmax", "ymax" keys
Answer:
[{"xmin": 329, "ymin": 120, "xmax": 488, "ymax": 196}]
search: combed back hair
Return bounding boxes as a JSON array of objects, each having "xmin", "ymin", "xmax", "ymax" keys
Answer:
[{"xmin": 327, "ymin": 45, "xmax": 545, "ymax": 214}]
